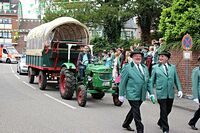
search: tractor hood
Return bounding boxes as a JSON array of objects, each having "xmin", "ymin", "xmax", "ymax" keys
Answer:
[{"xmin": 87, "ymin": 64, "xmax": 112, "ymax": 73}]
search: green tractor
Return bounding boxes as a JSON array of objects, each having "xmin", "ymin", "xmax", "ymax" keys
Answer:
[
  {"xmin": 26, "ymin": 17, "xmax": 122, "ymax": 107},
  {"xmin": 76, "ymin": 59, "xmax": 123, "ymax": 107}
]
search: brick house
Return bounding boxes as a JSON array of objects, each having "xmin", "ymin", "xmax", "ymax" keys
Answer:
[
  {"xmin": 17, "ymin": 18, "xmax": 40, "ymax": 53},
  {"xmin": 0, "ymin": 0, "xmax": 22, "ymax": 47}
]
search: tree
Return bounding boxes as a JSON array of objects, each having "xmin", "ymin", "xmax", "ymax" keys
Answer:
[
  {"xmin": 42, "ymin": 0, "xmax": 171, "ymax": 47},
  {"xmin": 42, "ymin": 0, "xmax": 135, "ymax": 45},
  {"xmin": 134, "ymin": 0, "xmax": 172, "ymax": 45},
  {"xmin": 159, "ymin": 0, "xmax": 200, "ymax": 50}
]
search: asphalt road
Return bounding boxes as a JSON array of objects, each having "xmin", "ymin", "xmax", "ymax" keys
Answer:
[{"xmin": 0, "ymin": 63, "xmax": 199, "ymax": 133}]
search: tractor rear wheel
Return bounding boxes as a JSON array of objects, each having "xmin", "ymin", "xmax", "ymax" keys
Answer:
[
  {"xmin": 28, "ymin": 67, "xmax": 35, "ymax": 84},
  {"xmin": 112, "ymin": 85, "xmax": 123, "ymax": 106},
  {"xmin": 77, "ymin": 85, "xmax": 87, "ymax": 107},
  {"xmin": 38, "ymin": 71, "xmax": 47, "ymax": 90},
  {"xmin": 91, "ymin": 91, "xmax": 105, "ymax": 99},
  {"xmin": 59, "ymin": 67, "xmax": 75, "ymax": 100}
]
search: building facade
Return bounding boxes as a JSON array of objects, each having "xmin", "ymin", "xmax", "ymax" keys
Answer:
[{"xmin": 0, "ymin": 0, "xmax": 22, "ymax": 47}]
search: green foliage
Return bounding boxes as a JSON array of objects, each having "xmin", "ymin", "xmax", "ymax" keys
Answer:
[
  {"xmin": 134, "ymin": 0, "xmax": 172, "ymax": 44},
  {"xmin": 90, "ymin": 37, "xmax": 110, "ymax": 53},
  {"xmin": 90, "ymin": 37, "xmax": 142, "ymax": 53},
  {"xmin": 42, "ymin": 0, "xmax": 136, "ymax": 45},
  {"xmin": 159, "ymin": 0, "xmax": 200, "ymax": 50}
]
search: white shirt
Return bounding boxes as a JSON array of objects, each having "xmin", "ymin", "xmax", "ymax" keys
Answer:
[
  {"xmin": 162, "ymin": 63, "xmax": 168, "ymax": 75},
  {"xmin": 133, "ymin": 61, "xmax": 144, "ymax": 75}
]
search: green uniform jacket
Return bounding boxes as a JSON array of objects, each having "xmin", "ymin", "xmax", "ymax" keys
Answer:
[
  {"xmin": 191, "ymin": 66, "xmax": 200, "ymax": 99},
  {"xmin": 119, "ymin": 62, "xmax": 153, "ymax": 101},
  {"xmin": 149, "ymin": 63, "xmax": 182, "ymax": 99}
]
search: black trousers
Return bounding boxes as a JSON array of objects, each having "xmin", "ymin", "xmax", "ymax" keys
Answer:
[
  {"xmin": 157, "ymin": 98, "xmax": 174, "ymax": 132},
  {"xmin": 189, "ymin": 99, "xmax": 200, "ymax": 126},
  {"xmin": 123, "ymin": 100, "xmax": 144, "ymax": 132}
]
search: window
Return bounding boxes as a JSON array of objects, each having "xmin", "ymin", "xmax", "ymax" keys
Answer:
[
  {"xmin": 3, "ymin": 2, "xmax": 10, "ymax": 10},
  {"xmin": 3, "ymin": 49, "xmax": 8, "ymax": 54},
  {"xmin": 0, "ymin": 31, "xmax": 12, "ymax": 39},
  {"xmin": 3, "ymin": 18, "xmax": 11, "ymax": 24},
  {"xmin": 0, "ymin": 18, "xmax": 11, "ymax": 24}
]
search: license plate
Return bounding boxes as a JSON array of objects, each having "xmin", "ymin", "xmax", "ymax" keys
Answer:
[{"xmin": 102, "ymin": 81, "xmax": 110, "ymax": 86}]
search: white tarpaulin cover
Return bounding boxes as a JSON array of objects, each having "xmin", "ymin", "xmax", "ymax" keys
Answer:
[{"xmin": 26, "ymin": 17, "xmax": 90, "ymax": 51}]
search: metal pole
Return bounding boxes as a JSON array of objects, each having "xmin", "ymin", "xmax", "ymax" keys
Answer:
[{"xmin": 185, "ymin": 59, "xmax": 189, "ymax": 94}]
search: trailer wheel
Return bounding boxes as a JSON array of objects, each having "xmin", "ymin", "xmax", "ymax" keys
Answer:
[
  {"xmin": 91, "ymin": 92, "xmax": 105, "ymax": 99},
  {"xmin": 77, "ymin": 85, "xmax": 87, "ymax": 107},
  {"xmin": 28, "ymin": 68, "xmax": 35, "ymax": 84},
  {"xmin": 112, "ymin": 85, "xmax": 123, "ymax": 106},
  {"xmin": 38, "ymin": 71, "xmax": 47, "ymax": 90},
  {"xmin": 59, "ymin": 67, "xmax": 75, "ymax": 100}
]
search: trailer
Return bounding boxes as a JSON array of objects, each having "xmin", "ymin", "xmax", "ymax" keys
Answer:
[{"xmin": 26, "ymin": 17, "xmax": 90, "ymax": 99}]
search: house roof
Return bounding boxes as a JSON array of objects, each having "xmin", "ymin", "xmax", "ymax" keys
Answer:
[{"xmin": 124, "ymin": 18, "xmax": 137, "ymax": 29}]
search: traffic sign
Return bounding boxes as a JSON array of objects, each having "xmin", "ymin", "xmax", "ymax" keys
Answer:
[{"xmin": 182, "ymin": 34, "xmax": 192, "ymax": 50}]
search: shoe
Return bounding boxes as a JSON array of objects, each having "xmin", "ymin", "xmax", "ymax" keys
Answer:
[
  {"xmin": 122, "ymin": 125, "xmax": 135, "ymax": 131},
  {"xmin": 157, "ymin": 122, "xmax": 162, "ymax": 129},
  {"xmin": 163, "ymin": 131, "xmax": 169, "ymax": 133},
  {"xmin": 189, "ymin": 125, "xmax": 198, "ymax": 130}
]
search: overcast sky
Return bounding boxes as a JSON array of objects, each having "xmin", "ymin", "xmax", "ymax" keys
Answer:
[{"xmin": 20, "ymin": 0, "xmax": 38, "ymax": 19}]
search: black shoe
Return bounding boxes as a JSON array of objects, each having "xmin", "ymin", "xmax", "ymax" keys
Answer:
[
  {"xmin": 163, "ymin": 131, "xmax": 169, "ymax": 133},
  {"xmin": 122, "ymin": 125, "xmax": 135, "ymax": 131},
  {"xmin": 189, "ymin": 124, "xmax": 198, "ymax": 130},
  {"xmin": 157, "ymin": 122, "xmax": 162, "ymax": 129}
]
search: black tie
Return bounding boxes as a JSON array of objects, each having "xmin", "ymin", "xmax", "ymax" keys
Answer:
[
  {"xmin": 137, "ymin": 64, "xmax": 144, "ymax": 77},
  {"xmin": 164, "ymin": 64, "xmax": 168, "ymax": 76}
]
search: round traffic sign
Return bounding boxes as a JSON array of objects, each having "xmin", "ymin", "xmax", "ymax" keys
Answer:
[{"xmin": 182, "ymin": 34, "xmax": 192, "ymax": 50}]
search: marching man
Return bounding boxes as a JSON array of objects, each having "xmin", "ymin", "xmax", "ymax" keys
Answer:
[
  {"xmin": 188, "ymin": 56, "xmax": 200, "ymax": 130},
  {"xmin": 149, "ymin": 50, "xmax": 183, "ymax": 133}
]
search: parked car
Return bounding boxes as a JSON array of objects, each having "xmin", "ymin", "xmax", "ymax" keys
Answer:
[{"xmin": 17, "ymin": 55, "xmax": 28, "ymax": 74}]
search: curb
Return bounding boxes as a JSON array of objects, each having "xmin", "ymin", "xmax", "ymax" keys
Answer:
[{"xmin": 173, "ymin": 104, "xmax": 196, "ymax": 112}]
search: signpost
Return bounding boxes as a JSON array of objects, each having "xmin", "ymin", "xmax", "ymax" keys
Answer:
[{"xmin": 182, "ymin": 34, "xmax": 192, "ymax": 94}]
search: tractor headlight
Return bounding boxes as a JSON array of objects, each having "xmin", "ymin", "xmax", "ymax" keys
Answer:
[{"xmin": 88, "ymin": 76, "xmax": 92, "ymax": 81}]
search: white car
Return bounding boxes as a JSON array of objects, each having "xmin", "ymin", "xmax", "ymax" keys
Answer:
[{"xmin": 17, "ymin": 55, "xmax": 28, "ymax": 75}]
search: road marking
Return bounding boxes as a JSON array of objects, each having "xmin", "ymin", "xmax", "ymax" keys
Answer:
[
  {"xmin": 14, "ymin": 74, "xmax": 20, "ymax": 79},
  {"xmin": 22, "ymin": 81, "xmax": 36, "ymax": 90},
  {"xmin": 9, "ymin": 64, "xmax": 14, "ymax": 73},
  {"xmin": 44, "ymin": 93, "xmax": 77, "ymax": 110}
]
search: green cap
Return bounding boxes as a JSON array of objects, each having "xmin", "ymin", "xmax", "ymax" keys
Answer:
[{"xmin": 158, "ymin": 50, "xmax": 171, "ymax": 59}]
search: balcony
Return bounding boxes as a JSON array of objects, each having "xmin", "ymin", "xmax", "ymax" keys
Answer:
[{"xmin": 0, "ymin": 9, "xmax": 18, "ymax": 16}]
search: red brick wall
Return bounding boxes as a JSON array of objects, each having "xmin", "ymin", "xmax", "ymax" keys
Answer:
[{"xmin": 169, "ymin": 50, "xmax": 200, "ymax": 96}]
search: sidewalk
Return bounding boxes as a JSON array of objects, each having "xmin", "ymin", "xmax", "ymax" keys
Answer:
[{"xmin": 173, "ymin": 96, "xmax": 198, "ymax": 112}]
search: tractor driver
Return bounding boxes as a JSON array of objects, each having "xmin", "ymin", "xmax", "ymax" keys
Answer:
[{"xmin": 77, "ymin": 45, "xmax": 92, "ymax": 80}]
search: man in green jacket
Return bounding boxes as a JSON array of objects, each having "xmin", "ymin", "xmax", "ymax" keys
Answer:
[
  {"xmin": 188, "ymin": 56, "xmax": 200, "ymax": 130},
  {"xmin": 149, "ymin": 50, "xmax": 183, "ymax": 133},
  {"xmin": 119, "ymin": 50, "xmax": 155, "ymax": 133}
]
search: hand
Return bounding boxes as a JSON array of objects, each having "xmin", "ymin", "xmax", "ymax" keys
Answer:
[
  {"xmin": 193, "ymin": 98, "xmax": 199, "ymax": 104},
  {"xmin": 118, "ymin": 96, "xmax": 125, "ymax": 103},
  {"xmin": 150, "ymin": 95, "xmax": 155, "ymax": 104},
  {"xmin": 178, "ymin": 91, "xmax": 183, "ymax": 98}
]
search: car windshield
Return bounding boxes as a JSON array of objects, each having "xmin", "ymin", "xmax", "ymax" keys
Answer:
[{"xmin": 7, "ymin": 47, "xmax": 18, "ymax": 54}]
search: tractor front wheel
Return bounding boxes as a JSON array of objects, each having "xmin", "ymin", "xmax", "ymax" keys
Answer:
[
  {"xmin": 59, "ymin": 67, "xmax": 75, "ymax": 100},
  {"xmin": 77, "ymin": 85, "xmax": 87, "ymax": 107},
  {"xmin": 38, "ymin": 71, "xmax": 47, "ymax": 90},
  {"xmin": 112, "ymin": 85, "xmax": 123, "ymax": 106},
  {"xmin": 91, "ymin": 92, "xmax": 105, "ymax": 99}
]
